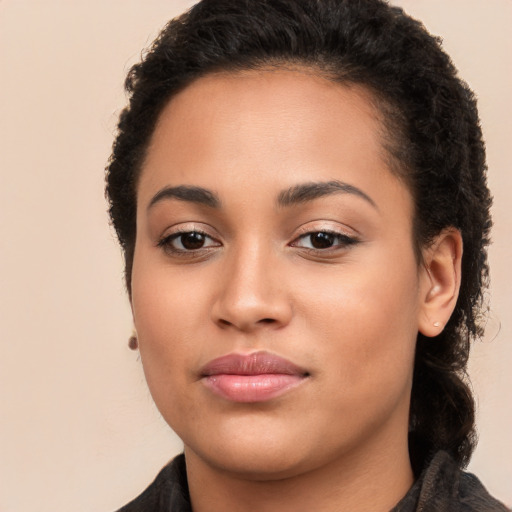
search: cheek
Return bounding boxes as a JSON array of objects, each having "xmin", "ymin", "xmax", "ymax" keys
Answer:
[
  {"xmin": 130, "ymin": 254, "xmax": 208, "ymax": 398},
  {"xmin": 132, "ymin": 247, "xmax": 208, "ymax": 339},
  {"xmin": 295, "ymin": 253, "xmax": 420, "ymax": 393}
]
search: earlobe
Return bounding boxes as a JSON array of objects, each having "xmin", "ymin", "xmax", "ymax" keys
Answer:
[{"xmin": 418, "ymin": 228, "xmax": 463, "ymax": 337}]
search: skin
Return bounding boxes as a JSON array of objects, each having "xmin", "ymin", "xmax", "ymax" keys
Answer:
[{"xmin": 131, "ymin": 69, "xmax": 461, "ymax": 512}]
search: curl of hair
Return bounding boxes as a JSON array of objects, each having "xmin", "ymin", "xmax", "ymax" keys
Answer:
[{"xmin": 106, "ymin": 0, "xmax": 492, "ymax": 472}]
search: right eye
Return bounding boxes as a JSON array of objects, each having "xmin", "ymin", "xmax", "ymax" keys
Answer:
[{"xmin": 158, "ymin": 230, "xmax": 221, "ymax": 253}]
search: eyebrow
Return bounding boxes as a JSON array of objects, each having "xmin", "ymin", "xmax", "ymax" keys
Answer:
[
  {"xmin": 277, "ymin": 180, "xmax": 377, "ymax": 209},
  {"xmin": 148, "ymin": 185, "xmax": 221, "ymax": 210},
  {"xmin": 147, "ymin": 180, "xmax": 377, "ymax": 211}
]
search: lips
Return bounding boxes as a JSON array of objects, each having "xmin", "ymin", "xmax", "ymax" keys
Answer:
[{"xmin": 200, "ymin": 351, "xmax": 309, "ymax": 403}]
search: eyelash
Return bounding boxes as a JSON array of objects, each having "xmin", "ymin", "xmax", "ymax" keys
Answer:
[
  {"xmin": 157, "ymin": 229, "xmax": 220, "ymax": 256},
  {"xmin": 157, "ymin": 228, "xmax": 359, "ymax": 256},
  {"xmin": 290, "ymin": 230, "xmax": 359, "ymax": 252}
]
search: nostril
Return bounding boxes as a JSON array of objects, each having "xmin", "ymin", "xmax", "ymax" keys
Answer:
[{"xmin": 259, "ymin": 318, "xmax": 276, "ymax": 324}]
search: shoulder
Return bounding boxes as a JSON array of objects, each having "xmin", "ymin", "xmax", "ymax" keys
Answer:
[
  {"xmin": 418, "ymin": 451, "xmax": 509, "ymax": 512},
  {"xmin": 457, "ymin": 468, "xmax": 510, "ymax": 512},
  {"xmin": 394, "ymin": 451, "xmax": 509, "ymax": 511},
  {"xmin": 115, "ymin": 454, "xmax": 192, "ymax": 512}
]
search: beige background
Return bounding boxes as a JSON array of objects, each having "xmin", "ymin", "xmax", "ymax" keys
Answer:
[{"xmin": 0, "ymin": 1, "xmax": 510, "ymax": 511}]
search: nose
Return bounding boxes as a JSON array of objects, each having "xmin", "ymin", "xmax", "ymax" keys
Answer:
[{"xmin": 211, "ymin": 243, "xmax": 293, "ymax": 332}]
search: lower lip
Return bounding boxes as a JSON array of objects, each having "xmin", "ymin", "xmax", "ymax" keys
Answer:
[{"xmin": 202, "ymin": 374, "xmax": 306, "ymax": 403}]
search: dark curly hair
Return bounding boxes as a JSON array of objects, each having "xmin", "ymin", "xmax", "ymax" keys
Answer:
[{"xmin": 105, "ymin": 0, "xmax": 492, "ymax": 474}]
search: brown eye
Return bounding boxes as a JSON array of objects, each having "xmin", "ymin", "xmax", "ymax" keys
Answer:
[
  {"xmin": 180, "ymin": 232, "xmax": 206, "ymax": 250},
  {"xmin": 309, "ymin": 232, "xmax": 335, "ymax": 249},
  {"xmin": 291, "ymin": 230, "xmax": 359, "ymax": 251},
  {"xmin": 158, "ymin": 230, "xmax": 221, "ymax": 254}
]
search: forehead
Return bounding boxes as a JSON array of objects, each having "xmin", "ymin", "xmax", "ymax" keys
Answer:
[
  {"xmin": 138, "ymin": 69, "xmax": 410, "ymax": 217},
  {"xmin": 151, "ymin": 69, "xmax": 385, "ymax": 154}
]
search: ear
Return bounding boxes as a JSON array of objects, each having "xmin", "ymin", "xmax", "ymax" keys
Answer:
[{"xmin": 418, "ymin": 228, "xmax": 463, "ymax": 337}]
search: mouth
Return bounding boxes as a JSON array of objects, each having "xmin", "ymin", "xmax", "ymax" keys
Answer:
[{"xmin": 200, "ymin": 351, "xmax": 310, "ymax": 403}]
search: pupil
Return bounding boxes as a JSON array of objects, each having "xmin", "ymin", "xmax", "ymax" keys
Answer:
[
  {"xmin": 181, "ymin": 232, "xmax": 205, "ymax": 250},
  {"xmin": 311, "ymin": 232, "xmax": 334, "ymax": 249}
]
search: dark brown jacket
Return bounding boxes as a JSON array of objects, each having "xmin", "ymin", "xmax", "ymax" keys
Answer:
[{"xmin": 117, "ymin": 451, "xmax": 509, "ymax": 511}]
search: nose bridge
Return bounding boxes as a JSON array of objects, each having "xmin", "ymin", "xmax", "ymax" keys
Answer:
[{"xmin": 212, "ymin": 237, "xmax": 291, "ymax": 330}]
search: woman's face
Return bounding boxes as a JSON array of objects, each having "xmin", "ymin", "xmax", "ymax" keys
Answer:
[{"xmin": 132, "ymin": 70, "xmax": 429, "ymax": 479}]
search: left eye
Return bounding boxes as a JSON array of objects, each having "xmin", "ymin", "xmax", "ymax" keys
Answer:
[
  {"xmin": 292, "ymin": 231, "xmax": 357, "ymax": 250},
  {"xmin": 160, "ymin": 231, "xmax": 220, "ymax": 252}
]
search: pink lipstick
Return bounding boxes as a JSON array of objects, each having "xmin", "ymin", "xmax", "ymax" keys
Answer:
[{"xmin": 200, "ymin": 351, "xmax": 309, "ymax": 403}]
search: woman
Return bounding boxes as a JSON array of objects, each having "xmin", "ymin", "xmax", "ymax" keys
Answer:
[{"xmin": 106, "ymin": 0, "xmax": 508, "ymax": 510}]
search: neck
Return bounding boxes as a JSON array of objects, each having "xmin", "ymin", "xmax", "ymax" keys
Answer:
[{"xmin": 186, "ymin": 428, "xmax": 414, "ymax": 512}]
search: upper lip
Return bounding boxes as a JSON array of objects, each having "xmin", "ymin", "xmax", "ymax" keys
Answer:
[{"xmin": 200, "ymin": 351, "xmax": 309, "ymax": 377}]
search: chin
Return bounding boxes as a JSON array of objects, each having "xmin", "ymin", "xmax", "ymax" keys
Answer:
[
  {"xmin": 193, "ymin": 445, "xmax": 312, "ymax": 481},
  {"xmin": 181, "ymin": 419, "xmax": 318, "ymax": 480}
]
